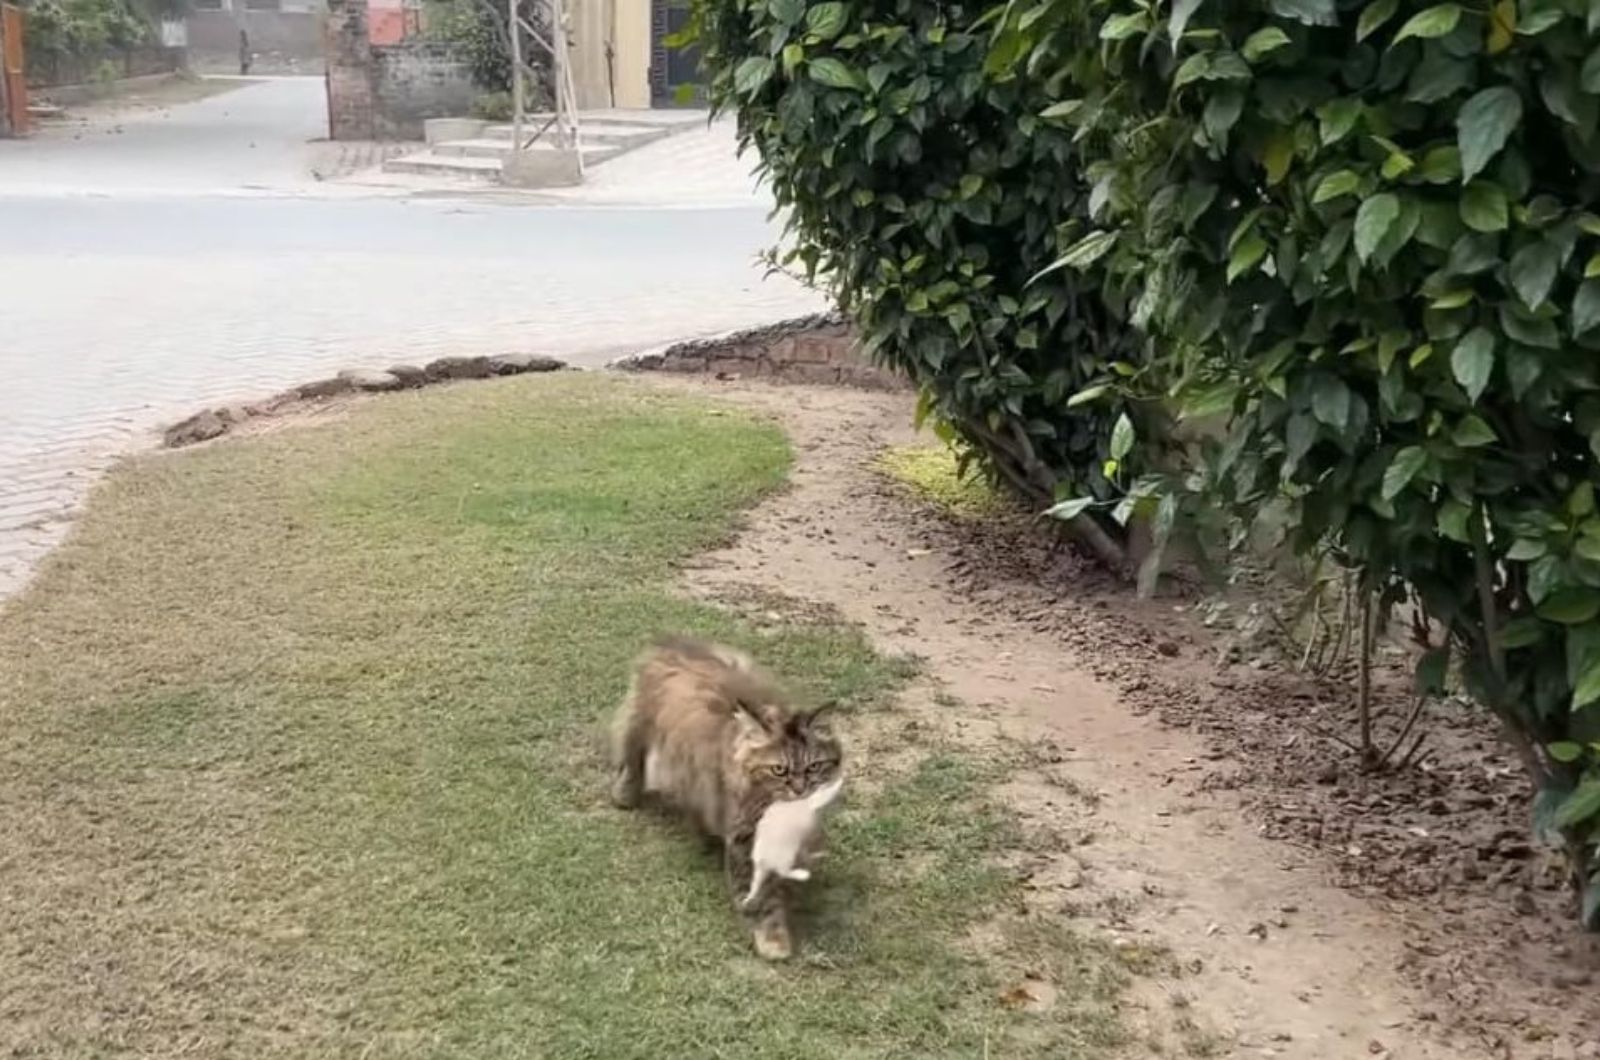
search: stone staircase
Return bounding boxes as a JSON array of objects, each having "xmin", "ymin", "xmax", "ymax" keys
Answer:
[{"xmin": 385, "ymin": 110, "xmax": 705, "ymax": 185}]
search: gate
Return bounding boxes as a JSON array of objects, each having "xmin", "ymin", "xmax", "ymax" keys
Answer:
[
  {"xmin": 0, "ymin": 3, "xmax": 26, "ymax": 136},
  {"xmin": 649, "ymin": 0, "xmax": 699, "ymax": 106}
]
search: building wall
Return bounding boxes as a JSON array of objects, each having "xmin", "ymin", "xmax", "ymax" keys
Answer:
[
  {"xmin": 25, "ymin": 44, "xmax": 184, "ymax": 88},
  {"xmin": 567, "ymin": 0, "xmax": 650, "ymax": 110},
  {"xmin": 324, "ymin": 0, "xmax": 373, "ymax": 138},
  {"xmin": 612, "ymin": 0, "xmax": 649, "ymax": 108},
  {"xmin": 188, "ymin": 5, "xmax": 327, "ymax": 75},
  {"xmin": 372, "ymin": 42, "xmax": 474, "ymax": 138}
]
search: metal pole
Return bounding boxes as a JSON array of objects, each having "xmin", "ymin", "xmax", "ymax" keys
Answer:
[
  {"xmin": 509, "ymin": 0, "xmax": 524, "ymax": 151},
  {"xmin": 548, "ymin": 0, "xmax": 569, "ymax": 149}
]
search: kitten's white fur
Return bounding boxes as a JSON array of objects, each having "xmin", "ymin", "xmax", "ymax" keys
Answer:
[{"xmin": 743, "ymin": 775, "xmax": 844, "ymax": 908}]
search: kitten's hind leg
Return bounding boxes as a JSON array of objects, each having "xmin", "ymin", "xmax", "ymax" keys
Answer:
[
  {"xmin": 729, "ymin": 835, "xmax": 793, "ymax": 960},
  {"xmin": 743, "ymin": 865, "xmax": 770, "ymax": 909}
]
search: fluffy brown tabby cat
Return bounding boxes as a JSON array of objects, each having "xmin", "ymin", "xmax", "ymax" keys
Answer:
[{"xmin": 608, "ymin": 636, "xmax": 842, "ymax": 960}]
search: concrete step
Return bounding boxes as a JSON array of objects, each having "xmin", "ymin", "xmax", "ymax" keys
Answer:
[
  {"xmin": 481, "ymin": 123, "xmax": 671, "ymax": 146},
  {"xmin": 431, "ymin": 138, "xmax": 622, "ymax": 165},
  {"xmin": 515, "ymin": 111, "xmax": 705, "ymax": 130},
  {"xmin": 383, "ymin": 153, "xmax": 505, "ymax": 181}
]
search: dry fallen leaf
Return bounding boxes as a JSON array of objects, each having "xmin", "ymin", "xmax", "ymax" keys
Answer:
[{"xmin": 998, "ymin": 985, "xmax": 1035, "ymax": 1009}]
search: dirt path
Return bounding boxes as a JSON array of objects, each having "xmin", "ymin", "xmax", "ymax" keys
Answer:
[{"xmin": 652, "ymin": 376, "xmax": 1596, "ymax": 1059}]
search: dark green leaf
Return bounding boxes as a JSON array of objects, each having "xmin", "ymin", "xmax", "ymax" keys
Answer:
[
  {"xmin": 1355, "ymin": 193, "xmax": 1400, "ymax": 262},
  {"xmin": 1035, "ymin": 231, "xmax": 1117, "ymax": 278},
  {"xmin": 1100, "ymin": 12, "xmax": 1150, "ymax": 40},
  {"xmin": 1451, "ymin": 326, "xmax": 1495, "ymax": 401},
  {"xmin": 1510, "ymin": 239, "xmax": 1564, "ymax": 310},
  {"xmin": 1066, "ymin": 384, "xmax": 1111, "ymax": 407},
  {"xmin": 1242, "ymin": 26, "xmax": 1292, "ymax": 61},
  {"xmin": 1501, "ymin": 617, "xmax": 1549, "ymax": 651},
  {"xmin": 1228, "ymin": 232, "xmax": 1269, "ymax": 282},
  {"xmin": 1203, "ymin": 88, "xmax": 1246, "ymax": 146},
  {"xmin": 1575, "ymin": 279, "xmax": 1600, "ymax": 334},
  {"xmin": 1312, "ymin": 375, "xmax": 1354, "ymax": 429},
  {"xmin": 1501, "ymin": 305, "xmax": 1560, "ymax": 348},
  {"xmin": 1457, "ymin": 86, "xmax": 1523, "ymax": 182},
  {"xmin": 1382, "ymin": 445, "xmax": 1428, "ymax": 499},
  {"xmin": 1584, "ymin": 45, "xmax": 1600, "ymax": 94},
  {"xmin": 1169, "ymin": 0, "xmax": 1204, "ymax": 42},
  {"xmin": 1449, "ymin": 231, "xmax": 1501, "ymax": 272},
  {"xmin": 1507, "ymin": 538, "xmax": 1549, "ymax": 561},
  {"xmin": 734, "ymin": 56, "xmax": 775, "ymax": 95},
  {"xmin": 770, "ymin": 0, "xmax": 805, "ymax": 25},
  {"xmin": 808, "ymin": 57, "xmax": 864, "ymax": 90},
  {"xmin": 1271, "ymin": 0, "xmax": 1337, "ymax": 25},
  {"xmin": 1437, "ymin": 498, "xmax": 1472, "ymax": 541},
  {"xmin": 1553, "ymin": 781, "xmax": 1600, "ymax": 827},
  {"xmin": 1451, "ymin": 414, "xmax": 1497, "ymax": 446},
  {"xmin": 1317, "ymin": 97, "xmax": 1362, "ymax": 144},
  {"xmin": 1568, "ymin": 623, "xmax": 1600, "ymax": 701},
  {"xmin": 1045, "ymin": 497, "xmax": 1096, "ymax": 521},
  {"xmin": 1539, "ymin": 589, "xmax": 1600, "ymax": 625},
  {"xmin": 1110, "ymin": 412, "xmax": 1136, "ymax": 460},
  {"xmin": 1460, "ymin": 181, "xmax": 1508, "ymax": 232},
  {"xmin": 1394, "ymin": 3, "xmax": 1461, "ymax": 41},
  {"xmin": 1418, "ymin": 145, "xmax": 1461, "ymax": 183},
  {"xmin": 1407, "ymin": 47, "xmax": 1473, "ymax": 103},
  {"xmin": 1357, "ymin": 0, "xmax": 1399, "ymax": 40},
  {"xmin": 805, "ymin": 1, "xmax": 847, "ymax": 39}
]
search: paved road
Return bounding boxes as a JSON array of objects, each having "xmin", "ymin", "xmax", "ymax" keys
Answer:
[{"xmin": 0, "ymin": 79, "xmax": 824, "ymax": 599}]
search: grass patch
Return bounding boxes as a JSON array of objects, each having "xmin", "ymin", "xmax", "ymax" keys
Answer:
[
  {"xmin": 0, "ymin": 375, "xmax": 1122, "ymax": 1058},
  {"xmin": 875, "ymin": 444, "xmax": 1009, "ymax": 520}
]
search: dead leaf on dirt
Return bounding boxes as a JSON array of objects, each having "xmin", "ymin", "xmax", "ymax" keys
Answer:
[{"xmin": 998, "ymin": 985, "xmax": 1035, "ymax": 1009}]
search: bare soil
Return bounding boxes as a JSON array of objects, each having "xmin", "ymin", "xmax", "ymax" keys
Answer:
[{"xmin": 650, "ymin": 375, "xmax": 1600, "ymax": 1060}]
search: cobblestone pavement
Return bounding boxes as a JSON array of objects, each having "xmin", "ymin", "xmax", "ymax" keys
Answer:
[{"xmin": 0, "ymin": 80, "xmax": 826, "ymax": 601}]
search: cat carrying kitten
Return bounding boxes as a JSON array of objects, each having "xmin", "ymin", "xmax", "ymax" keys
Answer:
[
  {"xmin": 609, "ymin": 636, "xmax": 842, "ymax": 960},
  {"xmin": 744, "ymin": 774, "xmax": 844, "ymax": 908}
]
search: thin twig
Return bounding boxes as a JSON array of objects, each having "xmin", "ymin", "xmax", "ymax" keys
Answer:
[
  {"xmin": 1357, "ymin": 588, "xmax": 1375, "ymax": 765},
  {"xmin": 1376, "ymin": 694, "xmax": 1429, "ymax": 771}
]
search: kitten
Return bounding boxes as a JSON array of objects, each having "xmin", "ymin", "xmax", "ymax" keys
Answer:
[
  {"xmin": 609, "ymin": 636, "xmax": 842, "ymax": 960},
  {"xmin": 744, "ymin": 774, "xmax": 844, "ymax": 908}
]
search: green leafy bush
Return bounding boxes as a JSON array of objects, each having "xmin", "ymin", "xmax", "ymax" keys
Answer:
[
  {"xmin": 1003, "ymin": 0, "xmax": 1600, "ymax": 923},
  {"xmin": 690, "ymin": 0, "xmax": 1167, "ymax": 567},
  {"xmin": 424, "ymin": 0, "xmax": 552, "ymax": 101},
  {"xmin": 22, "ymin": 0, "xmax": 152, "ymax": 65},
  {"xmin": 696, "ymin": 0, "xmax": 1600, "ymax": 927}
]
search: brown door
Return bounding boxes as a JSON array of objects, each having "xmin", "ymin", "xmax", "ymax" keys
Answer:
[{"xmin": 1, "ymin": 3, "xmax": 26, "ymax": 136}]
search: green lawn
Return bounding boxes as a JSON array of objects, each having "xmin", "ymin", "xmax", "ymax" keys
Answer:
[{"xmin": 0, "ymin": 375, "xmax": 1123, "ymax": 1058}]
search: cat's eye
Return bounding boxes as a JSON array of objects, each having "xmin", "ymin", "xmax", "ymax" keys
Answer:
[{"xmin": 769, "ymin": 765, "xmax": 789, "ymax": 777}]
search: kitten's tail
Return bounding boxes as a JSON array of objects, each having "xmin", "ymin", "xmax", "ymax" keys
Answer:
[{"xmin": 805, "ymin": 775, "xmax": 844, "ymax": 813}]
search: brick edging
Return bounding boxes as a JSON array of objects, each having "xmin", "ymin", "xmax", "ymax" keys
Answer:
[
  {"xmin": 609, "ymin": 313, "xmax": 908, "ymax": 391},
  {"xmin": 162, "ymin": 353, "xmax": 567, "ymax": 448}
]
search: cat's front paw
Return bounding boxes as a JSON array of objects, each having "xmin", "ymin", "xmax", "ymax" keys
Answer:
[{"xmin": 752, "ymin": 918, "xmax": 793, "ymax": 961}]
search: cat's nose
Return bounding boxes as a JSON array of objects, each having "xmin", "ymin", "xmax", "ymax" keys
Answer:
[{"xmin": 789, "ymin": 777, "xmax": 807, "ymax": 795}]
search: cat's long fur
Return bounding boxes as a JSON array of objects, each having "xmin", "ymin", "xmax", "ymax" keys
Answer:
[{"xmin": 608, "ymin": 636, "xmax": 842, "ymax": 960}]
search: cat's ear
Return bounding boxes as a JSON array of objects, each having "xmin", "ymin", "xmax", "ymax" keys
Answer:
[
  {"xmin": 733, "ymin": 698, "xmax": 774, "ymax": 736},
  {"xmin": 802, "ymin": 702, "xmax": 838, "ymax": 731}
]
